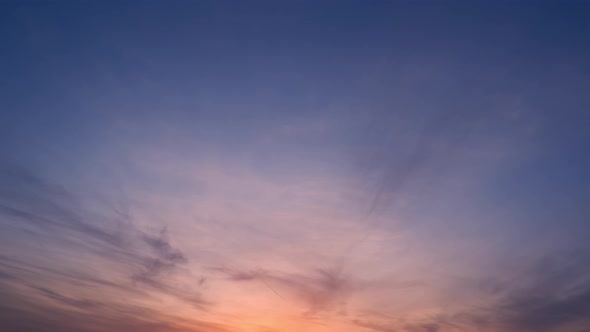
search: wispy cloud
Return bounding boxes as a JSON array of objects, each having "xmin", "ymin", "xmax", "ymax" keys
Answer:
[
  {"xmin": 353, "ymin": 252, "xmax": 590, "ymax": 332},
  {"xmin": 0, "ymin": 164, "xmax": 210, "ymax": 325},
  {"xmin": 215, "ymin": 265, "xmax": 353, "ymax": 317}
]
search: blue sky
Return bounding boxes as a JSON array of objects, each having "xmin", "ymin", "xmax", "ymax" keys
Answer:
[{"xmin": 1, "ymin": 2, "xmax": 590, "ymax": 332}]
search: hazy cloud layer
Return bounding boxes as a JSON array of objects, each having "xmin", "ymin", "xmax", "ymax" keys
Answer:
[{"xmin": 2, "ymin": 1, "xmax": 590, "ymax": 331}]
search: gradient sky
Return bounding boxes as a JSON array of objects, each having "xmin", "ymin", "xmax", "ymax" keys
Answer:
[{"xmin": 1, "ymin": 1, "xmax": 590, "ymax": 332}]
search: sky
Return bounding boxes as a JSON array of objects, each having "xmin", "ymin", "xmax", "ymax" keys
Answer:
[{"xmin": 1, "ymin": 1, "xmax": 590, "ymax": 332}]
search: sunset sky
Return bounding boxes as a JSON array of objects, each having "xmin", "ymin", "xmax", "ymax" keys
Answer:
[{"xmin": 1, "ymin": 2, "xmax": 590, "ymax": 332}]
